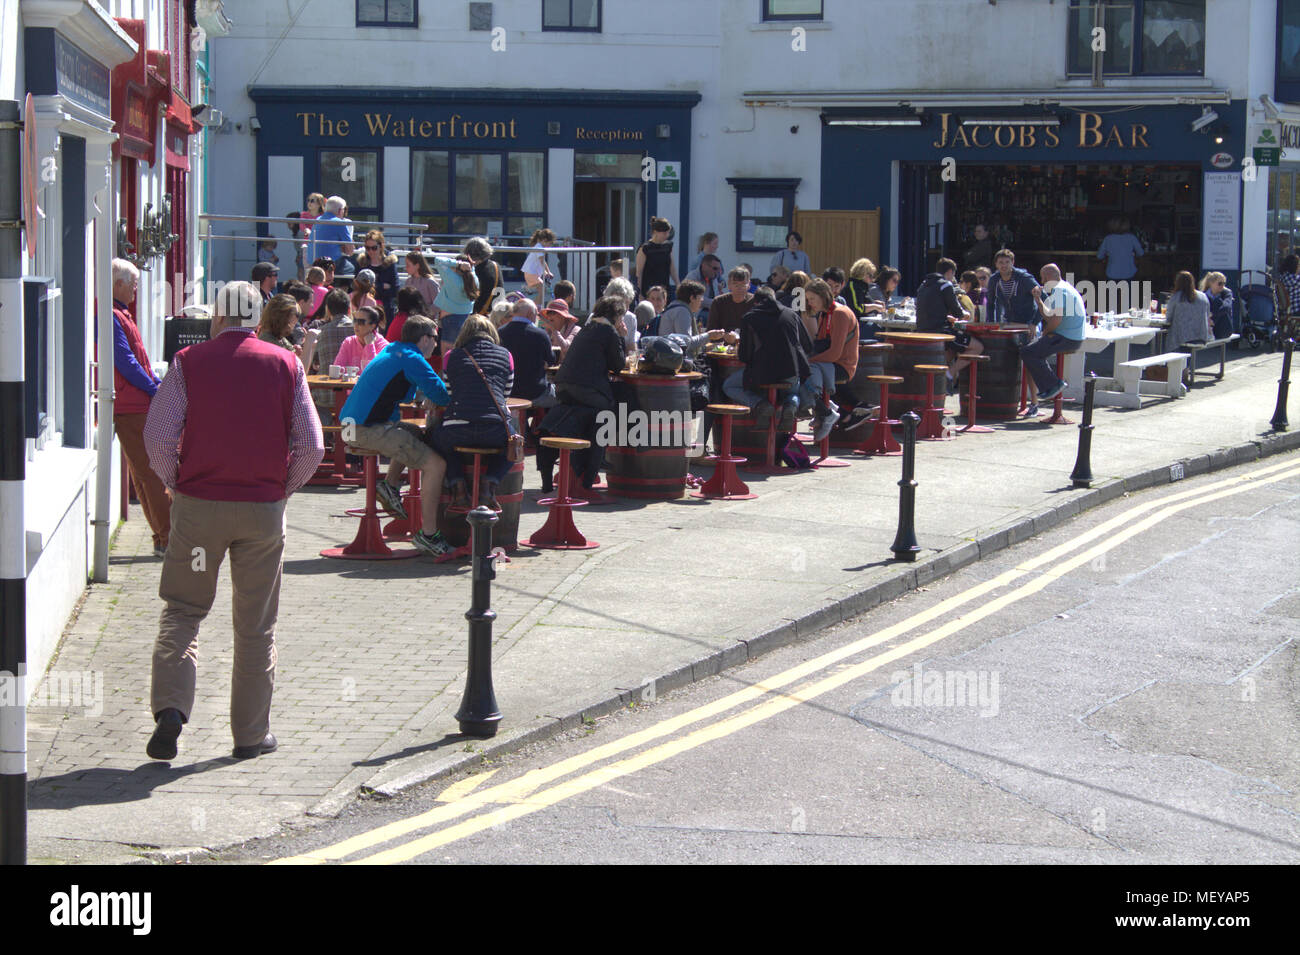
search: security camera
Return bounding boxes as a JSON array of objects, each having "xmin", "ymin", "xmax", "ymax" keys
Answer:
[
  {"xmin": 249, "ymin": 116, "xmax": 262, "ymax": 131},
  {"xmin": 1190, "ymin": 108, "xmax": 1219, "ymax": 133},
  {"xmin": 1259, "ymin": 94, "xmax": 1281, "ymax": 122}
]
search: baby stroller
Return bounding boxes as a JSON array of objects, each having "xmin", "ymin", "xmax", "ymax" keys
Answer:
[{"xmin": 1239, "ymin": 269, "xmax": 1279, "ymax": 350}]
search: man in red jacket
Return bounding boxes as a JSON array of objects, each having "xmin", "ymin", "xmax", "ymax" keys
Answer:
[
  {"xmin": 111, "ymin": 259, "xmax": 171, "ymax": 557},
  {"xmin": 142, "ymin": 280, "xmax": 324, "ymax": 761}
]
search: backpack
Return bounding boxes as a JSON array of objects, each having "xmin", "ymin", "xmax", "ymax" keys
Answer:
[{"xmin": 780, "ymin": 435, "xmax": 815, "ymax": 469}]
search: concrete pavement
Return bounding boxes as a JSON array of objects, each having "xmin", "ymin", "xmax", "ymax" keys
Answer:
[{"xmin": 24, "ymin": 343, "xmax": 1300, "ymax": 863}]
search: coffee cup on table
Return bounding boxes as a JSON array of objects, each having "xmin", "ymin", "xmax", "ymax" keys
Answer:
[{"xmin": 329, "ymin": 364, "xmax": 342, "ymax": 379}]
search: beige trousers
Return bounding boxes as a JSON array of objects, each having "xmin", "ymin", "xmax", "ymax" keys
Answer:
[{"xmin": 151, "ymin": 492, "xmax": 287, "ymax": 748}]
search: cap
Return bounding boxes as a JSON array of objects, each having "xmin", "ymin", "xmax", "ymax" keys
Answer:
[
  {"xmin": 251, "ymin": 261, "xmax": 279, "ymax": 281},
  {"xmin": 356, "ymin": 268, "xmax": 376, "ymax": 286}
]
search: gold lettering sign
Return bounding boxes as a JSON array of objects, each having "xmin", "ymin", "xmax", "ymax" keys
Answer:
[
  {"xmin": 574, "ymin": 127, "xmax": 645, "ymax": 141},
  {"xmin": 930, "ymin": 112, "xmax": 1148, "ymax": 150},
  {"xmin": 294, "ymin": 112, "xmax": 520, "ymax": 139}
]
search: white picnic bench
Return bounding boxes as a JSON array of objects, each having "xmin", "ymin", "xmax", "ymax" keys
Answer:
[{"xmin": 1115, "ymin": 352, "xmax": 1189, "ymax": 402}]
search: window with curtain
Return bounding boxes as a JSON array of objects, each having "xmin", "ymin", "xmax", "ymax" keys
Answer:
[
  {"xmin": 357, "ymin": 0, "xmax": 418, "ymax": 26},
  {"xmin": 1066, "ymin": 1, "xmax": 1202, "ymax": 75},
  {"xmin": 318, "ymin": 150, "xmax": 380, "ymax": 220},
  {"xmin": 542, "ymin": 0, "xmax": 601, "ymax": 31},
  {"xmin": 762, "ymin": 0, "xmax": 824, "ymax": 20},
  {"xmin": 412, "ymin": 149, "xmax": 545, "ymax": 239}
]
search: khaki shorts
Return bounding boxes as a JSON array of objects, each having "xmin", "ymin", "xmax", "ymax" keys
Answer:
[{"xmin": 350, "ymin": 421, "xmax": 437, "ymax": 470}]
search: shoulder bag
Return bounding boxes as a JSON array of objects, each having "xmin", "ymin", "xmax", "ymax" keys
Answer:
[{"xmin": 466, "ymin": 352, "xmax": 525, "ymax": 462}]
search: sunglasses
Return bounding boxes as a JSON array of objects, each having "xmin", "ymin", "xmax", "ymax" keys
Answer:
[{"xmin": 365, "ymin": 244, "xmax": 379, "ymax": 251}]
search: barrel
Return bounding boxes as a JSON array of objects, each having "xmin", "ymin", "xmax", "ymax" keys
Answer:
[
  {"xmin": 705, "ymin": 356, "xmax": 784, "ymax": 465},
  {"xmin": 604, "ymin": 372, "xmax": 694, "ymax": 500},
  {"xmin": 842, "ymin": 341, "xmax": 891, "ymax": 407},
  {"xmin": 958, "ymin": 323, "xmax": 1030, "ymax": 421},
  {"xmin": 436, "ymin": 451, "xmax": 525, "ymax": 551},
  {"xmin": 879, "ymin": 332, "xmax": 951, "ymax": 419}
]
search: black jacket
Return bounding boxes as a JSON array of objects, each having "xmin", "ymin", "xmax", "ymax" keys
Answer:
[
  {"xmin": 738, "ymin": 294, "xmax": 811, "ymax": 393},
  {"xmin": 353, "ymin": 251, "xmax": 400, "ymax": 320},
  {"xmin": 555, "ymin": 317, "xmax": 625, "ymax": 406},
  {"xmin": 915, "ymin": 273, "xmax": 965, "ymax": 333},
  {"xmin": 442, "ymin": 338, "xmax": 514, "ymax": 424},
  {"xmin": 499, "ymin": 319, "xmax": 553, "ymax": 402},
  {"xmin": 473, "ymin": 259, "xmax": 501, "ymax": 315}
]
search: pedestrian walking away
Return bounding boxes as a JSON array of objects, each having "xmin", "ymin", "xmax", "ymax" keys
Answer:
[{"xmin": 141, "ymin": 280, "xmax": 325, "ymax": 761}]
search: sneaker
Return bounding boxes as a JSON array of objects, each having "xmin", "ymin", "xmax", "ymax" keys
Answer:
[
  {"xmin": 753, "ymin": 399, "xmax": 774, "ymax": 429},
  {"xmin": 843, "ymin": 408, "xmax": 875, "ymax": 432},
  {"xmin": 412, "ymin": 530, "xmax": 453, "ymax": 558},
  {"xmin": 1039, "ymin": 381, "xmax": 1067, "ymax": 402},
  {"xmin": 153, "ymin": 546, "xmax": 167, "ymax": 560},
  {"xmin": 777, "ymin": 398, "xmax": 798, "ymax": 433},
  {"xmin": 813, "ymin": 408, "xmax": 841, "ymax": 442},
  {"xmin": 1024, "ymin": 402, "xmax": 1040, "ymax": 418},
  {"xmin": 375, "ymin": 480, "xmax": 408, "ymax": 520}
]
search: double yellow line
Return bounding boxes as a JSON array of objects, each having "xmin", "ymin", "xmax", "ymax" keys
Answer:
[{"xmin": 272, "ymin": 457, "xmax": 1300, "ymax": 865}]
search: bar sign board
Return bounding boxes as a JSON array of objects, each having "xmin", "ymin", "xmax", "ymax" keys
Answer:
[{"xmin": 1201, "ymin": 172, "xmax": 1240, "ymax": 270}]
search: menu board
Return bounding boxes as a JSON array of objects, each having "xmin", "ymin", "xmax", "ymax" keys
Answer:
[{"xmin": 1201, "ymin": 172, "xmax": 1240, "ymax": 270}]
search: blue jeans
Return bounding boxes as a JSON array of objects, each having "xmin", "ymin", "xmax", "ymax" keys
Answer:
[
  {"xmin": 723, "ymin": 369, "xmax": 801, "ymax": 411},
  {"xmin": 440, "ymin": 313, "xmax": 470, "ymax": 344},
  {"xmin": 1021, "ymin": 333, "xmax": 1083, "ymax": 396},
  {"xmin": 800, "ymin": 361, "xmax": 838, "ymax": 414}
]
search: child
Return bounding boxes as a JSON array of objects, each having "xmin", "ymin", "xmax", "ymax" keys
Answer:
[{"xmin": 257, "ymin": 239, "xmax": 279, "ymax": 265}]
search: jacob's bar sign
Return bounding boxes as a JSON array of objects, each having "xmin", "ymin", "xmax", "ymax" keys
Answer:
[{"xmin": 932, "ymin": 112, "xmax": 1150, "ymax": 150}]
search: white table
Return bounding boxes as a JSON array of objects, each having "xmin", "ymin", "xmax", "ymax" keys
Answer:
[{"xmin": 1062, "ymin": 325, "xmax": 1157, "ymax": 409}]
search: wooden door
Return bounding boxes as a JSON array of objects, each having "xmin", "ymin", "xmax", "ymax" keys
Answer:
[{"xmin": 793, "ymin": 208, "xmax": 881, "ymax": 275}]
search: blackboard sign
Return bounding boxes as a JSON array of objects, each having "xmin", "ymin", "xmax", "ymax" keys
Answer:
[{"xmin": 164, "ymin": 317, "xmax": 211, "ymax": 362}]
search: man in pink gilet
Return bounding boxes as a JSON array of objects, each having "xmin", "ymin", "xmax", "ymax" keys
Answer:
[{"xmin": 143, "ymin": 281, "xmax": 324, "ymax": 760}]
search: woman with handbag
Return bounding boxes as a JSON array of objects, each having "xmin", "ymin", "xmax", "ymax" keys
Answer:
[{"xmin": 430, "ymin": 314, "xmax": 520, "ymax": 511}]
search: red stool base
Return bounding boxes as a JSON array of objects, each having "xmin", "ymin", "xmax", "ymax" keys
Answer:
[
  {"xmin": 320, "ymin": 545, "xmax": 418, "ymax": 560},
  {"xmin": 958, "ymin": 423, "xmax": 995, "ymax": 434},
  {"xmin": 322, "ymin": 456, "xmax": 418, "ymax": 560},
  {"xmin": 527, "ymin": 447, "xmax": 600, "ymax": 549}
]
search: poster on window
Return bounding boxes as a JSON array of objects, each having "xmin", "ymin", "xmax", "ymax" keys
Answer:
[{"xmin": 1201, "ymin": 172, "xmax": 1240, "ymax": 270}]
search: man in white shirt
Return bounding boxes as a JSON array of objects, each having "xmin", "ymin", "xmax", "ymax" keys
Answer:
[{"xmin": 1024, "ymin": 263, "xmax": 1088, "ymax": 402}]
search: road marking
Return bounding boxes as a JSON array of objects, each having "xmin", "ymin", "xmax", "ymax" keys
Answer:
[
  {"xmin": 435, "ymin": 769, "xmax": 499, "ymax": 802},
  {"xmin": 272, "ymin": 460, "xmax": 1300, "ymax": 865}
]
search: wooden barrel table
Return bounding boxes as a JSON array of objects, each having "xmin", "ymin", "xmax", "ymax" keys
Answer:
[
  {"xmin": 842, "ymin": 341, "xmax": 892, "ymax": 408},
  {"xmin": 877, "ymin": 332, "xmax": 954, "ymax": 419},
  {"xmin": 958, "ymin": 323, "xmax": 1031, "ymax": 421},
  {"xmin": 705, "ymin": 355, "xmax": 776, "ymax": 464},
  {"xmin": 604, "ymin": 371, "xmax": 699, "ymax": 500}
]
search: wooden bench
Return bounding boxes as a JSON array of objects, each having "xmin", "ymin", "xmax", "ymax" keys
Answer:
[
  {"xmin": 1182, "ymin": 334, "xmax": 1241, "ymax": 384},
  {"xmin": 1116, "ymin": 352, "xmax": 1189, "ymax": 402}
]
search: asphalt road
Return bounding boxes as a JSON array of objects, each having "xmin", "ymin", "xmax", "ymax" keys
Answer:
[{"xmin": 221, "ymin": 454, "xmax": 1300, "ymax": 866}]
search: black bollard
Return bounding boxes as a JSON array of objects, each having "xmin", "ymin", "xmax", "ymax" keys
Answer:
[
  {"xmin": 891, "ymin": 412, "xmax": 921, "ymax": 562},
  {"xmin": 455, "ymin": 506, "xmax": 502, "ymax": 738},
  {"xmin": 1271, "ymin": 338, "xmax": 1294, "ymax": 432},
  {"xmin": 1070, "ymin": 375, "xmax": 1098, "ymax": 489}
]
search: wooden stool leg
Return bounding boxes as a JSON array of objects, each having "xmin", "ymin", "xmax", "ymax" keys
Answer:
[
  {"xmin": 526, "ymin": 448, "xmax": 599, "ymax": 549},
  {"xmin": 1040, "ymin": 352, "xmax": 1073, "ymax": 424},
  {"xmin": 694, "ymin": 415, "xmax": 756, "ymax": 500},
  {"xmin": 321, "ymin": 456, "xmax": 417, "ymax": 560}
]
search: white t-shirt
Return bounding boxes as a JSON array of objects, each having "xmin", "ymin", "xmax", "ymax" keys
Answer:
[
  {"xmin": 1044, "ymin": 281, "xmax": 1088, "ymax": 340},
  {"xmin": 522, "ymin": 243, "xmax": 551, "ymax": 280}
]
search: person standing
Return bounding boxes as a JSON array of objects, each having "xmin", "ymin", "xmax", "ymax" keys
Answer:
[
  {"xmin": 110, "ymin": 259, "xmax": 171, "ymax": 558},
  {"xmin": 466, "ymin": 237, "xmax": 501, "ymax": 317},
  {"xmin": 636, "ymin": 218, "xmax": 678, "ymax": 295},
  {"xmin": 915, "ymin": 257, "xmax": 978, "ymax": 393},
  {"xmin": 353, "ymin": 230, "xmax": 400, "ymax": 322},
  {"xmin": 307, "ymin": 195, "xmax": 354, "ymax": 266},
  {"xmin": 689, "ymin": 231, "xmax": 720, "ymax": 274},
  {"xmin": 986, "ymin": 249, "xmax": 1040, "ymax": 327},
  {"xmin": 142, "ymin": 281, "xmax": 325, "ymax": 761},
  {"xmin": 522, "ymin": 228, "xmax": 557, "ymax": 305},
  {"xmin": 963, "ymin": 223, "xmax": 995, "ymax": 271},
  {"xmin": 1022, "ymin": 264, "xmax": 1087, "ymax": 403},
  {"xmin": 1097, "ymin": 217, "xmax": 1145, "ymax": 281},
  {"xmin": 769, "ymin": 231, "xmax": 811, "ymax": 276}
]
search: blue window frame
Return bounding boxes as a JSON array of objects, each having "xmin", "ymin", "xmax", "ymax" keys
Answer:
[
  {"xmin": 356, "ymin": 0, "xmax": 418, "ymax": 27},
  {"xmin": 1278, "ymin": 0, "xmax": 1300, "ymax": 102},
  {"xmin": 542, "ymin": 0, "xmax": 601, "ymax": 32},
  {"xmin": 761, "ymin": 0, "xmax": 823, "ymax": 21},
  {"xmin": 1066, "ymin": 1, "xmax": 1204, "ymax": 77}
]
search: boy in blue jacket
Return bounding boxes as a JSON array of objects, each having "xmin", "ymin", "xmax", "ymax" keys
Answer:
[{"xmin": 986, "ymin": 249, "xmax": 1041, "ymax": 327}]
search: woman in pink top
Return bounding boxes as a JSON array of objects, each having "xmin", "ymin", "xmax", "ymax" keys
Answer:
[{"xmin": 334, "ymin": 306, "xmax": 389, "ymax": 371}]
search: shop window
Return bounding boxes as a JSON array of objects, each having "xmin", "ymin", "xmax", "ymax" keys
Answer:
[
  {"xmin": 1268, "ymin": 168, "xmax": 1300, "ymax": 266},
  {"xmin": 23, "ymin": 278, "xmax": 53, "ymax": 444},
  {"xmin": 1278, "ymin": 1, "xmax": 1300, "ymax": 102},
  {"xmin": 762, "ymin": 0, "xmax": 824, "ymax": 21},
  {"xmin": 1067, "ymin": 1, "xmax": 1203, "ymax": 76},
  {"xmin": 318, "ymin": 150, "xmax": 380, "ymax": 223},
  {"xmin": 357, "ymin": 0, "xmax": 418, "ymax": 27},
  {"xmin": 412, "ymin": 149, "xmax": 545, "ymax": 243},
  {"xmin": 542, "ymin": 0, "xmax": 601, "ymax": 31},
  {"xmin": 727, "ymin": 178, "xmax": 798, "ymax": 252}
]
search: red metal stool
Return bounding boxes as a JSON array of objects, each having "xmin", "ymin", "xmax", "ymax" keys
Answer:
[
  {"xmin": 310, "ymin": 424, "xmax": 366, "ymax": 487},
  {"xmin": 1039, "ymin": 352, "xmax": 1073, "ymax": 425},
  {"xmin": 1017, "ymin": 360, "xmax": 1032, "ymax": 416},
  {"xmin": 852, "ymin": 375, "xmax": 903, "ymax": 455},
  {"xmin": 436, "ymin": 448, "xmax": 511, "ymax": 563},
  {"xmin": 321, "ymin": 452, "xmax": 417, "ymax": 560},
  {"xmin": 693, "ymin": 404, "xmax": 757, "ymax": 500},
  {"xmin": 804, "ymin": 376, "xmax": 853, "ymax": 467},
  {"xmin": 525, "ymin": 438, "xmax": 600, "ymax": 550},
  {"xmin": 914, "ymin": 364, "xmax": 952, "ymax": 441},
  {"xmin": 958, "ymin": 354, "xmax": 994, "ymax": 434},
  {"xmin": 741, "ymin": 383, "xmax": 794, "ymax": 474}
]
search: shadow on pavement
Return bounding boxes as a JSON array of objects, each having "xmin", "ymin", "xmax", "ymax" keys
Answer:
[{"xmin": 28, "ymin": 758, "xmax": 243, "ymax": 809}]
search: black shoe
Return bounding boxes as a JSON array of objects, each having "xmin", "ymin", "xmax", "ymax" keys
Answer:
[
  {"xmin": 450, "ymin": 481, "xmax": 471, "ymax": 510},
  {"xmin": 146, "ymin": 708, "xmax": 185, "ymax": 760},
  {"xmin": 777, "ymin": 398, "xmax": 798, "ymax": 433},
  {"xmin": 232, "ymin": 733, "xmax": 278, "ymax": 759},
  {"xmin": 753, "ymin": 399, "xmax": 774, "ymax": 429},
  {"xmin": 479, "ymin": 482, "xmax": 501, "ymax": 511}
]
